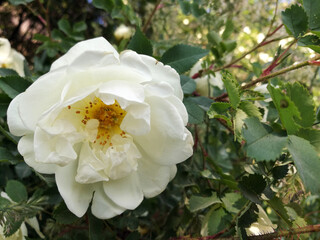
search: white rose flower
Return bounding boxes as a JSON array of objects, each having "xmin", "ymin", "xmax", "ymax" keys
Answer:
[
  {"xmin": 190, "ymin": 60, "xmax": 224, "ymax": 96},
  {"xmin": 114, "ymin": 25, "xmax": 134, "ymax": 40},
  {"xmin": 0, "ymin": 38, "xmax": 25, "ymax": 77},
  {"xmin": 0, "ymin": 192, "xmax": 44, "ymax": 240},
  {"xmin": 7, "ymin": 37, "xmax": 194, "ymax": 219}
]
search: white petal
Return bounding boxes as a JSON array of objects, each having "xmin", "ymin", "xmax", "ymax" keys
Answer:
[
  {"xmin": 139, "ymin": 55, "xmax": 183, "ymax": 100},
  {"xmin": 25, "ymin": 217, "xmax": 45, "ymax": 239},
  {"xmin": 18, "ymin": 135, "xmax": 57, "ymax": 174},
  {"xmin": 62, "ymin": 66, "xmax": 149, "ymax": 102},
  {"xmin": 16, "ymin": 68, "xmax": 67, "ymax": 131},
  {"xmin": 7, "ymin": 93, "xmax": 32, "ymax": 136},
  {"xmin": 166, "ymin": 95, "xmax": 188, "ymax": 126},
  {"xmin": 98, "ymin": 80, "xmax": 145, "ymax": 107},
  {"xmin": 144, "ymin": 81, "xmax": 174, "ymax": 98},
  {"xmin": 144, "ymin": 82, "xmax": 188, "ymax": 125},
  {"xmin": 120, "ymin": 103, "xmax": 150, "ymax": 136},
  {"xmin": 20, "ymin": 222, "xmax": 28, "ymax": 238},
  {"xmin": 34, "ymin": 127, "xmax": 77, "ymax": 166},
  {"xmin": 210, "ymin": 72, "xmax": 224, "ymax": 90},
  {"xmin": 137, "ymin": 156, "xmax": 177, "ymax": 198},
  {"xmin": 169, "ymin": 164, "xmax": 177, "ymax": 181},
  {"xmin": 76, "ymin": 142, "xmax": 109, "ymax": 184},
  {"xmin": 51, "ymin": 37, "xmax": 119, "ymax": 71},
  {"xmin": 91, "ymin": 185, "xmax": 126, "ymax": 219},
  {"xmin": 0, "ymin": 192, "xmax": 10, "ymax": 201},
  {"xmin": 134, "ymin": 97, "xmax": 193, "ymax": 165},
  {"xmin": 119, "ymin": 50, "xmax": 152, "ymax": 82},
  {"xmin": 103, "ymin": 172, "xmax": 143, "ymax": 210},
  {"xmin": 68, "ymin": 50, "xmax": 119, "ymax": 70},
  {"xmin": 10, "ymin": 49, "xmax": 25, "ymax": 77},
  {"xmin": 55, "ymin": 159, "xmax": 93, "ymax": 217},
  {"xmin": 189, "ymin": 60, "xmax": 202, "ymax": 77},
  {"xmin": 0, "ymin": 38, "xmax": 11, "ymax": 61}
]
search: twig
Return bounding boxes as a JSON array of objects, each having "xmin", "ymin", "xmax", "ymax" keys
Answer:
[
  {"xmin": 309, "ymin": 67, "xmax": 319, "ymax": 91},
  {"xmin": 25, "ymin": 5, "xmax": 47, "ymax": 26},
  {"xmin": 209, "ymin": 25, "xmax": 284, "ymax": 75},
  {"xmin": 242, "ymin": 54, "xmax": 320, "ymax": 89},
  {"xmin": 265, "ymin": 0, "xmax": 279, "ymax": 37},
  {"xmin": 36, "ymin": 0, "xmax": 51, "ymax": 37},
  {"xmin": 142, "ymin": 0, "xmax": 162, "ymax": 33},
  {"xmin": 173, "ymin": 224, "xmax": 320, "ymax": 240},
  {"xmin": 214, "ymin": 54, "xmax": 320, "ymax": 101},
  {"xmin": 261, "ymin": 39, "xmax": 297, "ymax": 77}
]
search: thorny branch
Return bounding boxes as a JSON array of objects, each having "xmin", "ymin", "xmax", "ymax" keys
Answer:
[{"xmin": 172, "ymin": 224, "xmax": 320, "ymax": 240}]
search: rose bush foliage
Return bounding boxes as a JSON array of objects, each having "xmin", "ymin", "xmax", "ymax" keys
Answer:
[
  {"xmin": 7, "ymin": 37, "xmax": 193, "ymax": 219},
  {"xmin": 0, "ymin": 192, "xmax": 44, "ymax": 240}
]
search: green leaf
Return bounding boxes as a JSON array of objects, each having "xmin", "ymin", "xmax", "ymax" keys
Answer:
[
  {"xmin": 221, "ymin": 40, "xmax": 237, "ymax": 53},
  {"xmin": 0, "ymin": 68, "xmax": 19, "ymax": 77},
  {"xmin": 73, "ymin": 21, "xmax": 87, "ymax": 32},
  {"xmin": 222, "ymin": 193, "xmax": 247, "ymax": 215},
  {"xmin": 180, "ymin": 75, "xmax": 196, "ymax": 94},
  {"xmin": 208, "ymin": 102, "xmax": 231, "ymax": 114},
  {"xmin": 15, "ymin": 162, "xmax": 32, "ymax": 179},
  {"xmin": 3, "ymin": 218, "xmax": 23, "ymax": 238},
  {"xmin": 281, "ymin": 4, "xmax": 309, "ymax": 38},
  {"xmin": 298, "ymin": 34, "xmax": 320, "ymax": 53},
  {"xmin": 287, "ymin": 135, "xmax": 320, "ymax": 194},
  {"xmin": 53, "ymin": 202, "xmax": 79, "ymax": 224},
  {"xmin": 161, "ymin": 44, "xmax": 209, "ymax": 74},
  {"xmin": 237, "ymin": 203, "xmax": 259, "ymax": 229},
  {"xmin": 207, "ymin": 31, "xmax": 222, "ymax": 46},
  {"xmin": 8, "ymin": 0, "xmax": 33, "ymax": 5},
  {"xmin": 58, "ymin": 19, "xmax": 72, "ymax": 36},
  {"xmin": 238, "ymin": 174, "xmax": 266, "ymax": 204},
  {"xmin": 178, "ymin": 0, "xmax": 191, "ymax": 15},
  {"xmin": 207, "ymin": 102, "xmax": 232, "ymax": 127},
  {"xmin": 0, "ymin": 147, "xmax": 20, "ymax": 164},
  {"xmin": 242, "ymin": 117, "xmax": 287, "ymax": 161},
  {"xmin": 189, "ymin": 96, "xmax": 214, "ymax": 111},
  {"xmin": 33, "ymin": 33, "xmax": 50, "ymax": 42},
  {"xmin": 0, "ymin": 196, "xmax": 11, "ymax": 206},
  {"xmin": 191, "ymin": 2, "xmax": 206, "ymax": 17},
  {"xmin": 0, "ymin": 76, "xmax": 31, "ymax": 98},
  {"xmin": 202, "ymin": 207, "xmax": 229, "ymax": 236},
  {"xmin": 267, "ymin": 84, "xmax": 301, "ymax": 134},
  {"xmin": 221, "ymin": 71, "xmax": 240, "ymax": 109},
  {"xmin": 285, "ymin": 82, "xmax": 315, "ymax": 128},
  {"xmin": 183, "ymin": 98, "xmax": 204, "ymax": 124},
  {"xmin": 297, "ymin": 128, "xmax": 320, "ymax": 150},
  {"xmin": 222, "ymin": 18, "xmax": 234, "ymax": 40},
  {"xmin": 125, "ymin": 232, "xmax": 140, "ymax": 240},
  {"xmin": 268, "ymin": 196, "xmax": 291, "ymax": 226},
  {"xmin": 189, "ymin": 192, "xmax": 221, "ymax": 212},
  {"xmin": 92, "ymin": 0, "xmax": 115, "ymax": 12},
  {"xmin": 239, "ymin": 101, "xmax": 262, "ymax": 120},
  {"xmin": 272, "ymin": 165, "xmax": 289, "ymax": 181},
  {"xmin": 251, "ymin": 62, "xmax": 262, "ymax": 77},
  {"xmin": 303, "ymin": 0, "xmax": 320, "ymax": 31},
  {"xmin": 5, "ymin": 180, "xmax": 28, "ymax": 202},
  {"xmin": 0, "ymin": 93, "xmax": 11, "ymax": 117},
  {"xmin": 89, "ymin": 209, "xmax": 104, "ymax": 240},
  {"xmin": 127, "ymin": 28, "xmax": 153, "ymax": 56}
]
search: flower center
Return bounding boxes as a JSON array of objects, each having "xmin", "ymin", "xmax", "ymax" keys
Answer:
[{"xmin": 67, "ymin": 97, "xmax": 127, "ymax": 146}]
